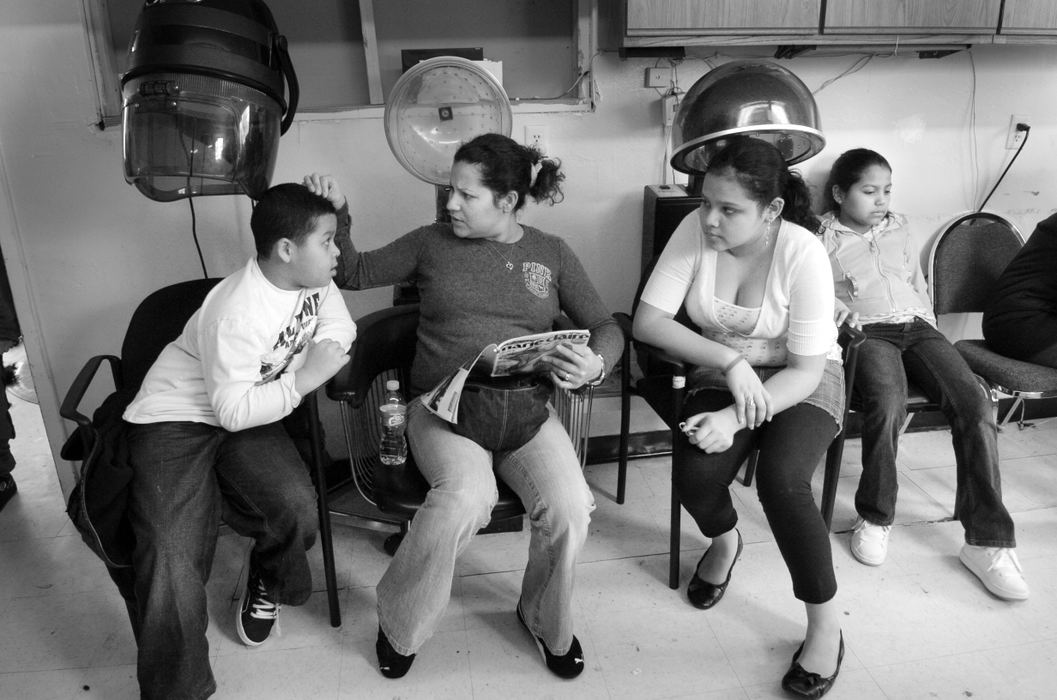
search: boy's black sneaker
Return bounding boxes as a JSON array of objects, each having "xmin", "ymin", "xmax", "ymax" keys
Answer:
[
  {"xmin": 0, "ymin": 473, "xmax": 16, "ymax": 513},
  {"xmin": 516, "ymin": 600, "xmax": 585, "ymax": 679},
  {"xmin": 236, "ymin": 562, "xmax": 280, "ymax": 647},
  {"xmin": 376, "ymin": 625, "xmax": 415, "ymax": 678}
]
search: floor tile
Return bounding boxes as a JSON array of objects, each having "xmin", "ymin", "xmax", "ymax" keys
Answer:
[{"xmin": 3, "ymin": 392, "xmax": 1057, "ymax": 698}]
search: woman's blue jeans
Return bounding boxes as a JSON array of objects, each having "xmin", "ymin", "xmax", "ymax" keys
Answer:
[
  {"xmin": 854, "ymin": 320, "xmax": 1015, "ymax": 546},
  {"xmin": 125, "ymin": 420, "xmax": 319, "ymax": 700},
  {"xmin": 376, "ymin": 400, "xmax": 595, "ymax": 657}
]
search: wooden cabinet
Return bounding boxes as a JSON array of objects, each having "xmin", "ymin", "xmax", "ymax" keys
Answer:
[
  {"xmin": 626, "ymin": 0, "xmax": 820, "ymax": 35},
  {"xmin": 623, "ymin": 0, "xmax": 1055, "ymax": 48},
  {"xmin": 823, "ymin": 0, "xmax": 1001, "ymax": 34},
  {"xmin": 1000, "ymin": 0, "xmax": 1057, "ymax": 37}
]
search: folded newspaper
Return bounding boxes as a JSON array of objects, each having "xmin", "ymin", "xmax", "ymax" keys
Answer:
[{"xmin": 421, "ymin": 329, "xmax": 591, "ymax": 423}]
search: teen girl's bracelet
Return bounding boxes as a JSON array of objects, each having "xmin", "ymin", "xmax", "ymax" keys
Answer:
[{"xmin": 722, "ymin": 355, "xmax": 746, "ymax": 375}]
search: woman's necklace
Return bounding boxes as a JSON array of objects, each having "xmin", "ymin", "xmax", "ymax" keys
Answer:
[{"xmin": 483, "ymin": 240, "xmax": 515, "ymax": 271}]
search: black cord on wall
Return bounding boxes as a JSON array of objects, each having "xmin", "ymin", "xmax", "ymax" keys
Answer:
[{"xmin": 978, "ymin": 123, "xmax": 1030, "ymax": 212}]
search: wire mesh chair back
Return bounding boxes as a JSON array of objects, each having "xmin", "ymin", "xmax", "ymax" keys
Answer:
[
  {"xmin": 552, "ymin": 383, "xmax": 594, "ymax": 467},
  {"xmin": 337, "ymin": 367, "xmax": 410, "ymax": 507}
]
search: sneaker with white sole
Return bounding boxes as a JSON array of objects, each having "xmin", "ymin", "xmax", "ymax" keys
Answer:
[
  {"xmin": 959, "ymin": 544, "xmax": 1030, "ymax": 601},
  {"xmin": 236, "ymin": 559, "xmax": 281, "ymax": 646},
  {"xmin": 850, "ymin": 517, "xmax": 891, "ymax": 566}
]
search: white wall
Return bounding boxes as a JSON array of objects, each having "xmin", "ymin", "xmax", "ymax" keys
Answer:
[{"xmin": 2, "ymin": 2, "xmax": 1056, "ymax": 493}]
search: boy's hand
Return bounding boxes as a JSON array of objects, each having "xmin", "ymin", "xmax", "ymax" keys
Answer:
[
  {"xmin": 303, "ymin": 173, "xmax": 347, "ymax": 210},
  {"xmin": 295, "ymin": 338, "xmax": 349, "ymax": 395}
]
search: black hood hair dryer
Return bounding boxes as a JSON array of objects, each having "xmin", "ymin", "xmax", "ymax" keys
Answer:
[{"xmin": 121, "ymin": 0, "xmax": 298, "ymax": 202}]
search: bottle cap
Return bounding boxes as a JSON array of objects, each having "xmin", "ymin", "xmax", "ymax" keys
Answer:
[{"xmin": 386, "ymin": 379, "xmax": 400, "ymax": 391}]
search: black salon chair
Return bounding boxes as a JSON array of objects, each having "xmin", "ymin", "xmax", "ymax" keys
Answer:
[{"xmin": 59, "ymin": 278, "xmax": 342, "ymax": 627}]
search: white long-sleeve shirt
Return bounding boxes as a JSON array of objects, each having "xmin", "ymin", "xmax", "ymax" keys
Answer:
[
  {"xmin": 124, "ymin": 259, "xmax": 356, "ymax": 432},
  {"xmin": 640, "ymin": 214, "xmax": 840, "ymax": 364}
]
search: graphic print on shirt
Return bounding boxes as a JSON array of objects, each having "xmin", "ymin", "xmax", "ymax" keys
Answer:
[
  {"xmin": 258, "ymin": 291, "xmax": 321, "ymax": 383},
  {"xmin": 523, "ymin": 261, "xmax": 552, "ymax": 299}
]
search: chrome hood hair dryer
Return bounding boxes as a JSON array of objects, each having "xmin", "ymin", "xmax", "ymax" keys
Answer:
[{"xmin": 121, "ymin": 0, "xmax": 299, "ymax": 202}]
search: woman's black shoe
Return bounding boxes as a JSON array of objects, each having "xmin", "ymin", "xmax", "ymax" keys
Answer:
[
  {"xmin": 781, "ymin": 631, "xmax": 844, "ymax": 698},
  {"xmin": 687, "ymin": 529, "xmax": 743, "ymax": 609},
  {"xmin": 376, "ymin": 625, "xmax": 415, "ymax": 679},
  {"xmin": 516, "ymin": 601, "xmax": 585, "ymax": 679}
]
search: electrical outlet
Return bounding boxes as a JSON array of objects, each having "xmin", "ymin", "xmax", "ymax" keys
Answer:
[
  {"xmin": 645, "ymin": 67, "xmax": 671, "ymax": 88},
  {"xmin": 525, "ymin": 124, "xmax": 548, "ymax": 154},
  {"xmin": 1006, "ymin": 114, "xmax": 1030, "ymax": 149}
]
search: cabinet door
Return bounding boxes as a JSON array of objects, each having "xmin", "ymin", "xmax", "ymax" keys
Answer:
[
  {"xmin": 626, "ymin": 0, "xmax": 820, "ymax": 35},
  {"xmin": 1001, "ymin": 0, "xmax": 1057, "ymax": 35},
  {"xmin": 824, "ymin": 0, "xmax": 1000, "ymax": 33}
]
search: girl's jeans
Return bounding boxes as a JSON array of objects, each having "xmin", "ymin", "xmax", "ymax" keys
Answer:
[
  {"xmin": 376, "ymin": 400, "xmax": 595, "ymax": 657},
  {"xmin": 854, "ymin": 320, "xmax": 1015, "ymax": 546},
  {"xmin": 675, "ymin": 391, "xmax": 839, "ymax": 604}
]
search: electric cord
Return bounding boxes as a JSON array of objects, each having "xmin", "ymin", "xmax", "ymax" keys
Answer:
[
  {"xmin": 187, "ymin": 196, "xmax": 208, "ymax": 279},
  {"xmin": 977, "ymin": 124, "xmax": 1030, "ymax": 212}
]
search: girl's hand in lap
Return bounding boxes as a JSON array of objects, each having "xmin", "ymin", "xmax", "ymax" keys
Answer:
[
  {"xmin": 725, "ymin": 359, "xmax": 772, "ymax": 429},
  {"xmin": 680, "ymin": 408, "xmax": 741, "ymax": 453},
  {"xmin": 834, "ymin": 298, "xmax": 859, "ymax": 328}
]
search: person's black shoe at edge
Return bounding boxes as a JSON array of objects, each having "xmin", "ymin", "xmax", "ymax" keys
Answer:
[
  {"xmin": 687, "ymin": 528, "xmax": 743, "ymax": 609},
  {"xmin": 0, "ymin": 473, "xmax": 15, "ymax": 513},
  {"xmin": 376, "ymin": 625, "xmax": 415, "ymax": 679}
]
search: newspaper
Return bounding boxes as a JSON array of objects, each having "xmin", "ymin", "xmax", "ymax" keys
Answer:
[{"xmin": 421, "ymin": 329, "xmax": 590, "ymax": 423}]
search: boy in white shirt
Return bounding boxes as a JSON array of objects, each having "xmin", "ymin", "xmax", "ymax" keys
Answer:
[{"xmin": 122, "ymin": 176, "xmax": 355, "ymax": 699}]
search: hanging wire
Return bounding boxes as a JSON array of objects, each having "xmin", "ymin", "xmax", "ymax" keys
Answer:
[
  {"xmin": 812, "ymin": 55, "xmax": 872, "ymax": 94},
  {"xmin": 977, "ymin": 125, "xmax": 1030, "ymax": 212},
  {"xmin": 966, "ymin": 51, "xmax": 980, "ymax": 209},
  {"xmin": 179, "ymin": 125, "xmax": 209, "ymax": 278},
  {"xmin": 187, "ymin": 196, "xmax": 208, "ymax": 278},
  {"xmin": 518, "ymin": 49, "xmax": 603, "ymax": 101}
]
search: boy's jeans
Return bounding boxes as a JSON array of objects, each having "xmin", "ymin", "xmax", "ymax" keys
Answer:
[
  {"xmin": 854, "ymin": 319, "xmax": 1015, "ymax": 547},
  {"xmin": 125, "ymin": 420, "xmax": 319, "ymax": 700},
  {"xmin": 376, "ymin": 400, "xmax": 594, "ymax": 657}
]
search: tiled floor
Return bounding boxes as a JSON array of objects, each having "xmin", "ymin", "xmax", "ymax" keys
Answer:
[{"xmin": 2, "ymin": 392, "xmax": 1056, "ymax": 699}]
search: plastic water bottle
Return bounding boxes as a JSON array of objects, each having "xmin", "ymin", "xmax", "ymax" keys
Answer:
[{"xmin": 379, "ymin": 379, "xmax": 408, "ymax": 465}]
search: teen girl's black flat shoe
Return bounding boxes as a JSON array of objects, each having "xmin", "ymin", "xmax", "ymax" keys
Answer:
[
  {"xmin": 687, "ymin": 529, "xmax": 742, "ymax": 609},
  {"xmin": 781, "ymin": 631, "xmax": 845, "ymax": 698}
]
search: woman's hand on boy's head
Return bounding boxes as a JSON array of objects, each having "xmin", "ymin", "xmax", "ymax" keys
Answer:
[{"xmin": 303, "ymin": 173, "xmax": 347, "ymax": 210}]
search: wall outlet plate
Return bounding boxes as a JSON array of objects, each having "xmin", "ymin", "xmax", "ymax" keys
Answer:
[
  {"xmin": 525, "ymin": 124, "xmax": 548, "ymax": 154},
  {"xmin": 1006, "ymin": 114, "xmax": 1029, "ymax": 149},
  {"xmin": 645, "ymin": 67, "xmax": 671, "ymax": 88}
]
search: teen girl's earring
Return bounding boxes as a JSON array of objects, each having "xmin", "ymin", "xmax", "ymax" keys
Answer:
[{"xmin": 760, "ymin": 217, "xmax": 776, "ymax": 248}]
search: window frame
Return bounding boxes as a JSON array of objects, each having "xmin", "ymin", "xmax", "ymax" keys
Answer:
[{"xmin": 81, "ymin": 0, "xmax": 597, "ymax": 129}]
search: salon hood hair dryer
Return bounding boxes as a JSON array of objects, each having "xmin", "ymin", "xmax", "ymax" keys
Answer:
[
  {"xmin": 670, "ymin": 59, "xmax": 823, "ymax": 193},
  {"xmin": 121, "ymin": 0, "xmax": 298, "ymax": 202}
]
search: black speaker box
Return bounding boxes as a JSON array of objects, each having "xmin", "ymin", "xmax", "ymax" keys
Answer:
[{"xmin": 641, "ymin": 184, "xmax": 701, "ymax": 273}]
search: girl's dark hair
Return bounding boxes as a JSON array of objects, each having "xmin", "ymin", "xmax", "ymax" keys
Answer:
[
  {"xmin": 454, "ymin": 133, "xmax": 565, "ymax": 211},
  {"xmin": 251, "ymin": 183, "xmax": 335, "ymax": 258},
  {"xmin": 822, "ymin": 148, "xmax": 892, "ymax": 213},
  {"xmin": 707, "ymin": 137, "xmax": 819, "ymax": 232}
]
